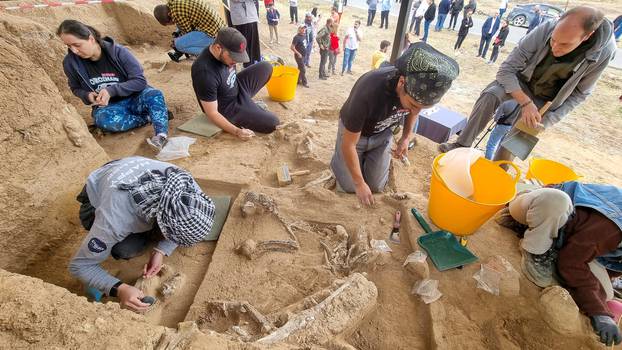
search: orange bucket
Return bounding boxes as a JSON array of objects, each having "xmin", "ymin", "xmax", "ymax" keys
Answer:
[
  {"xmin": 526, "ymin": 158, "xmax": 581, "ymax": 185},
  {"xmin": 428, "ymin": 154, "xmax": 520, "ymax": 236},
  {"xmin": 266, "ymin": 65, "xmax": 299, "ymax": 102}
]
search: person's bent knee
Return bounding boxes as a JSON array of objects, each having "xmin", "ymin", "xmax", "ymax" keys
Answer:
[
  {"xmin": 368, "ymin": 180, "xmax": 387, "ymax": 193},
  {"xmin": 141, "ymin": 87, "xmax": 164, "ymax": 100},
  {"xmin": 255, "ymin": 113, "xmax": 279, "ymax": 134},
  {"xmin": 481, "ymin": 81, "xmax": 507, "ymax": 100}
]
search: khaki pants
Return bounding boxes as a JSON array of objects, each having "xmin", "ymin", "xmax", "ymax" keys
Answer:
[{"xmin": 509, "ymin": 188, "xmax": 614, "ymax": 300}]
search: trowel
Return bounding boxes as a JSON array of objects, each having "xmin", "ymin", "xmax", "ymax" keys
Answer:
[{"xmin": 500, "ymin": 102, "xmax": 552, "ymax": 160}]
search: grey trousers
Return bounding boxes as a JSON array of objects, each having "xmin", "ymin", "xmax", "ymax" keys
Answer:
[
  {"xmin": 508, "ymin": 188, "xmax": 614, "ymax": 299},
  {"xmin": 457, "ymin": 80, "xmax": 544, "ymax": 153},
  {"xmin": 330, "ymin": 121, "xmax": 393, "ymax": 193}
]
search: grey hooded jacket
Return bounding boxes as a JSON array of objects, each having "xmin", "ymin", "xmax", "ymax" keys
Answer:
[{"xmin": 496, "ymin": 18, "xmax": 616, "ymax": 127}]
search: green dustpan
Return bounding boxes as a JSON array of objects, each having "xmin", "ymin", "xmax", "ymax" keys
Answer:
[{"xmin": 411, "ymin": 208, "xmax": 478, "ymax": 271}]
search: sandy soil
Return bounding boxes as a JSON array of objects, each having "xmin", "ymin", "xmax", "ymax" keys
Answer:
[{"xmin": 1, "ymin": 0, "xmax": 621, "ymax": 348}]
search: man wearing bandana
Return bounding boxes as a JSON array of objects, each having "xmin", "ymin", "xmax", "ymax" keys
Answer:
[{"xmin": 330, "ymin": 42, "xmax": 459, "ymax": 205}]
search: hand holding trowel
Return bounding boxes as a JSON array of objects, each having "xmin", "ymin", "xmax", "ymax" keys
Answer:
[{"xmin": 500, "ymin": 101, "xmax": 552, "ymax": 160}]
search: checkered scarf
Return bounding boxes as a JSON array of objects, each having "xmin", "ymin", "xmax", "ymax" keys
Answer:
[{"xmin": 118, "ymin": 167, "xmax": 215, "ymax": 246}]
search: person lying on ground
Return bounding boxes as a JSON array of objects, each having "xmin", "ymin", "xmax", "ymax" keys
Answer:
[
  {"xmin": 58, "ymin": 20, "xmax": 170, "ymax": 150},
  {"xmin": 439, "ymin": 6, "xmax": 616, "ymax": 161},
  {"xmin": 496, "ymin": 181, "xmax": 622, "ymax": 346},
  {"xmin": 191, "ymin": 27, "xmax": 280, "ymax": 139},
  {"xmin": 331, "ymin": 43, "xmax": 459, "ymax": 205},
  {"xmin": 70, "ymin": 156, "xmax": 215, "ymax": 312},
  {"xmin": 153, "ymin": 0, "xmax": 226, "ymax": 62}
]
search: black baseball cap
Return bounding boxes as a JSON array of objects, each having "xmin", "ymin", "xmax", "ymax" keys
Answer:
[{"xmin": 215, "ymin": 27, "xmax": 250, "ymax": 63}]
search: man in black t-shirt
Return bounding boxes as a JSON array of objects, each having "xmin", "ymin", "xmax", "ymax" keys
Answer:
[
  {"xmin": 330, "ymin": 43, "xmax": 459, "ymax": 205},
  {"xmin": 191, "ymin": 27, "xmax": 279, "ymax": 139},
  {"xmin": 291, "ymin": 24, "xmax": 309, "ymax": 87}
]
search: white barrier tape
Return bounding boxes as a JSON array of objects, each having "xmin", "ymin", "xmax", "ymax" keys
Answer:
[{"xmin": 0, "ymin": 0, "xmax": 124, "ymax": 11}]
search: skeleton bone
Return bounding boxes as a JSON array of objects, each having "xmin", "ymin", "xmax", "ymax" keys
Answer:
[
  {"xmin": 256, "ymin": 273, "xmax": 378, "ymax": 346},
  {"xmin": 303, "ymin": 170, "xmax": 334, "ymax": 189},
  {"xmin": 236, "ymin": 239, "xmax": 300, "ymax": 260},
  {"xmin": 242, "ymin": 191, "xmax": 299, "ymax": 242}
]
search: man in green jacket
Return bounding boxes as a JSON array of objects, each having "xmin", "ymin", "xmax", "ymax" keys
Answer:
[{"xmin": 316, "ymin": 18, "xmax": 333, "ymax": 80}]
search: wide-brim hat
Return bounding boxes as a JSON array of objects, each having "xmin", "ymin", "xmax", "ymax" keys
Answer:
[{"xmin": 394, "ymin": 42, "xmax": 460, "ymax": 106}]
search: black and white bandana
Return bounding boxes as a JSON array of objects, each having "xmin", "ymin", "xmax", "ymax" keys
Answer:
[
  {"xmin": 394, "ymin": 42, "xmax": 460, "ymax": 106},
  {"xmin": 118, "ymin": 167, "xmax": 215, "ymax": 246}
]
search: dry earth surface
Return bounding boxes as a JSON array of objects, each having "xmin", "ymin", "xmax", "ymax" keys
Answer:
[{"xmin": 0, "ymin": 0, "xmax": 621, "ymax": 348}]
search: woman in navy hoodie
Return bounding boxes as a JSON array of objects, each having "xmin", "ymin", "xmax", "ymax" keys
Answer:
[{"xmin": 57, "ymin": 20, "xmax": 169, "ymax": 149}]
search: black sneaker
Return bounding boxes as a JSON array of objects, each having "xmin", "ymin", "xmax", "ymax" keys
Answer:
[
  {"xmin": 168, "ymin": 50, "xmax": 184, "ymax": 62},
  {"xmin": 521, "ymin": 247, "xmax": 558, "ymax": 288},
  {"xmin": 167, "ymin": 110, "xmax": 174, "ymax": 120}
]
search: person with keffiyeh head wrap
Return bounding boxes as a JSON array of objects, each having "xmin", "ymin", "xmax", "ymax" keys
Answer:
[{"xmin": 71, "ymin": 156, "xmax": 215, "ymax": 312}]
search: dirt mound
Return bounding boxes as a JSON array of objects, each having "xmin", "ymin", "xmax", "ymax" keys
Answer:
[
  {"xmin": 0, "ymin": 269, "xmax": 295, "ymax": 349},
  {"xmin": 0, "ymin": 1, "xmax": 169, "ymax": 114},
  {"xmin": 0, "ymin": 14, "xmax": 109, "ymax": 274}
]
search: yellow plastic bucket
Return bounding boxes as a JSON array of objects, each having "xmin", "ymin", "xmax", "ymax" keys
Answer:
[
  {"xmin": 526, "ymin": 158, "xmax": 581, "ymax": 185},
  {"xmin": 266, "ymin": 65, "xmax": 299, "ymax": 102},
  {"xmin": 429, "ymin": 154, "xmax": 520, "ymax": 236}
]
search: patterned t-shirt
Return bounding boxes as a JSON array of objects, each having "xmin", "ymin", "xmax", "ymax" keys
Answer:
[{"xmin": 169, "ymin": 0, "xmax": 226, "ymax": 37}]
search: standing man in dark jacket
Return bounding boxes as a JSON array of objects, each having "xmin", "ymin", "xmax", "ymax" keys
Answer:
[
  {"xmin": 448, "ymin": 0, "xmax": 463, "ymax": 30},
  {"xmin": 477, "ymin": 12, "xmax": 500, "ymax": 58},
  {"xmin": 435, "ymin": 0, "xmax": 451, "ymax": 31},
  {"xmin": 422, "ymin": 0, "xmax": 436, "ymax": 42},
  {"xmin": 488, "ymin": 19, "xmax": 509, "ymax": 63},
  {"xmin": 454, "ymin": 9, "xmax": 473, "ymax": 51},
  {"xmin": 526, "ymin": 5, "xmax": 543, "ymax": 34},
  {"xmin": 496, "ymin": 182, "xmax": 622, "ymax": 346},
  {"xmin": 317, "ymin": 18, "xmax": 333, "ymax": 80}
]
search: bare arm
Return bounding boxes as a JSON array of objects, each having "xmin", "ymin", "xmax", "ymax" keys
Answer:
[
  {"xmin": 394, "ymin": 108, "xmax": 420, "ymax": 158},
  {"xmin": 199, "ymin": 100, "xmax": 254, "ymax": 140},
  {"xmin": 341, "ymin": 129, "xmax": 374, "ymax": 205}
]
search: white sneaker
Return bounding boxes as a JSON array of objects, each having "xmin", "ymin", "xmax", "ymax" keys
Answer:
[{"xmin": 146, "ymin": 133, "xmax": 168, "ymax": 151}]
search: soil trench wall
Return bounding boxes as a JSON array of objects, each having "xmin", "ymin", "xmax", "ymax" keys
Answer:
[
  {"xmin": 0, "ymin": 1, "xmax": 170, "ymax": 112},
  {"xmin": 0, "ymin": 13, "xmax": 110, "ymax": 273}
]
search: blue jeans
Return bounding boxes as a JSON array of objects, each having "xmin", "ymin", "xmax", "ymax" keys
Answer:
[
  {"xmin": 615, "ymin": 23, "xmax": 622, "ymax": 41},
  {"xmin": 93, "ymin": 87, "xmax": 169, "ymax": 135},
  {"xmin": 435, "ymin": 13, "xmax": 447, "ymax": 31},
  {"xmin": 422, "ymin": 20, "xmax": 432, "ymax": 42},
  {"xmin": 174, "ymin": 31, "xmax": 215, "ymax": 55},
  {"xmin": 342, "ymin": 48, "xmax": 357, "ymax": 73},
  {"xmin": 485, "ymin": 123, "xmax": 512, "ymax": 160},
  {"xmin": 331, "ymin": 120, "xmax": 393, "ymax": 193},
  {"xmin": 499, "ymin": 8, "xmax": 506, "ymax": 17},
  {"xmin": 304, "ymin": 41, "xmax": 313, "ymax": 66}
]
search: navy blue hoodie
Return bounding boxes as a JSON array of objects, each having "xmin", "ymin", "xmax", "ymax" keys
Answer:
[{"xmin": 62, "ymin": 37, "xmax": 148, "ymax": 106}]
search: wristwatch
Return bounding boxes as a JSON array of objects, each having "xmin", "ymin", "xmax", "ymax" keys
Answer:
[{"xmin": 109, "ymin": 281, "xmax": 123, "ymax": 298}]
